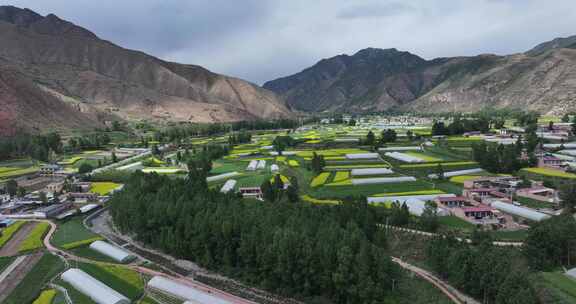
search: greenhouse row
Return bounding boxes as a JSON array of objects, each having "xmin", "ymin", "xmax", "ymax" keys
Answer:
[
  {"xmin": 490, "ymin": 200, "xmax": 551, "ymax": 222},
  {"xmin": 206, "ymin": 172, "xmax": 240, "ymax": 182},
  {"xmin": 350, "ymin": 168, "xmax": 394, "ymax": 176},
  {"xmin": 89, "ymin": 240, "xmax": 136, "ymax": 263},
  {"xmin": 428, "ymin": 168, "xmax": 484, "ymax": 179},
  {"xmin": 378, "ymin": 146, "xmax": 422, "ymax": 152},
  {"xmin": 351, "ymin": 176, "xmax": 417, "ymax": 185},
  {"xmin": 345, "ymin": 153, "xmax": 380, "ymax": 160},
  {"xmin": 148, "ymin": 276, "xmax": 233, "ymax": 304},
  {"xmin": 384, "ymin": 152, "xmax": 424, "ymax": 163},
  {"xmin": 61, "ymin": 268, "xmax": 130, "ymax": 304}
]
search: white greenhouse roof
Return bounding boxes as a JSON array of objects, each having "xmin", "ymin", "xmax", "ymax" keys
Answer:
[
  {"xmin": 544, "ymin": 142, "xmax": 576, "ymax": 149},
  {"xmin": 345, "ymin": 153, "xmax": 380, "ymax": 160},
  {"xmin": 206, "ymin": 172, "xmax": 240, "ymax": 183},
  {"xmin": 269, "ymin": 151, "xmax": 298, "ymax": 156},
  {"xmin": 379, "ymin": 146, "xmax": 422, "ymax": 152},
  {"xmin": 89, "ymin": 241, "xmax": 135, "ymax": 263},
  {"xmin": 490, "ymin": 200, "xmax": 551, "ymax": 222},
  {"xmin": 352, "ymin": 176, "xmax": 416, "ymax": 185},
  {"xmin": 428, "ymin": 168, "xmax": 484, "ymax": 179},
  {"xmin": 270, "ymin": 164, "xmax": 279, "ymax": 172},
  {"xmin": 246, "ymin": 160, "xmax": 258, "ymax": 171},
  {"xmin": 61, "ymin": 269, "xmax": 130, "ymax": 304},
  {"xmin": 220, "ymin": 179, "xmax": 237, "ymax": 193},
  {"xmin": 257, "ymin": 160, "xmax": 266, "ymax": 169},
  {"xmin": 367, "ymin": 194, "xmax": 455, "ymax": 204},
  {"xmin": 384, "ymin": 152, "xmax": 424, "ymax": 163},
  {"xmin": 350, "ymin": 168, "xmax": 394, "ymax": 176},
  {"xmin": 148, "ymin": 276, "xmax": 233, "ymax": 304}
]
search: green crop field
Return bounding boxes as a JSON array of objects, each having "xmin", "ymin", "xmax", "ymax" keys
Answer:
[
  {"xmin": 32, "ymin": 289, "xmax": 57, "ymax": 304},
  {"xmin": 540, "ymin": 271, "xmax": 576, "ymax": 302},
  {"xmin": 70, "ymin": 246, "xmax": 120, "ymax": 263},
  {"xmin": 0, "ymin": 256, "xmax": 15, "ymax": 273},
  {"xmin": 90, "ymin": 182, "xmax": 122, "ymax": 195},
  {"xmin": 521, "ymin": 167, "xmax": 576, "ymax": 179},
  {"xmin": 310, "ymin": 181, "xmax": 433, "ymax": 199},
  {"xmin": 0, "ymin": 221, "xmax": 26, "ymax": 248},
  {"xmin": 19, "ymin": 222, "xmax": 50, "ymax": 253},
  {"xmin": 4, "ymin": 253, "xmax": 65, "ymax": 304},
  {"xmin": 53, "ymin": 217, "xmax": 102, "ymax": 249},
  {"xmin": 403, "ymin": 152, "xmax": 444, "ymax": 162},
  {"xmin": 78, "ymin": 263, "xmax": 145, "ymax": 300}
]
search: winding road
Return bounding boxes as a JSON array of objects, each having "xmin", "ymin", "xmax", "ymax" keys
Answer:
[{"xmin": 37, "ymin": 219, "xmax": 256, "ymax": 304}]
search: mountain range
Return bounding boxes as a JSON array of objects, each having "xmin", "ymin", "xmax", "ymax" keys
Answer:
[
  {"xmin": 264, "ymin": 38, "xmax": 576, "ymax": 114},
  {"xmin": 0, "ymin": 6, "xmax": 292, "ymax": 134}
]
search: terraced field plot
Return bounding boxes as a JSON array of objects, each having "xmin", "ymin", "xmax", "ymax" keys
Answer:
[{"xmin": 52, "ymin": 217, "xmax": 103, "ymax": 249}]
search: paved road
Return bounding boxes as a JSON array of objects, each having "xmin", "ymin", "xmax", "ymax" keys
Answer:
[
  {"xmin": 392, "ymin": 257, "xmax": 480, "ymax": 304},
  {"xmin": 37, "ymin": 219, "xmax": 256, "ymax": 304}
]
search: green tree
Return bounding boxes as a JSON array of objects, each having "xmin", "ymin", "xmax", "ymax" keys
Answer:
[
  {"xmin": 365, "ymin": 131, "xmax": 375, "ymax": 146},
  {"xmin": 435, "ymin": 163, "xmax": 445, "ymax": 180},
  {"xmin": 111, "ymin": 151, "xmax": 118, "ymax": 163},
  {"xmin": 17, "ymin": 186, "xmax": 26, "ymax": 198},
  {"xmin": 559, "ymin": 183, "xmax": 576, "ymax": 214},
  {"xmin": 39, "ymin": 191, "xmax": 48, "ymax": 204},
  {"xmin": 420, "ymin": 201, "xmax": 439, "ymax": 232},
  {"xmin": 78, "ymin": 163, "xmax": 94, "ymax": 174},
  {"xmin": 5, "ymin": 179, "xmax": 17, "ymax": 197}
]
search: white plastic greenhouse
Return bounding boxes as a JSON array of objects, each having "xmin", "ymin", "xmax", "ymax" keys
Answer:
[
  {"xmin": 545, "ymin": 143, "xmax": 576, "ymax": 149},
  {"xmin": 269, "ymin": 151, "xmax": 298, "ymax": 156},
  {"xmin": 378, "ymin": 146, "xmax": 422, "ymax": 152},
  {"xmin": 148, "ymin": 276, "xmax": 233, "ymax": 304},
  {"xmin": 334, "ymin": 138, "xmax": 360, "ymax": 143},
  {"xmin": 61, "ymin": 269, "xmax": 130, "ymax": 304},
  {"xmin": 351, "ymin": 176, "xmax": 416, "ymax": 185},
  {"xmin": 246, "ymin": 160, "xmax": 258, "ymax": 171},
  {"xmin": 89, "ymin": 241, "xmax": 135, "ymax": 263},
  {"xmin": 350, "ymin": 168, "xmax": 394, "ymax": 176},
  {"xmin": 206, "ymin": 172, "xmax": 240, "ymax": 183},
  {"xmin": 345, "ymin": 153, "xmax": 380, "ymax": 160},
  {"xmin": 367, "ymin": 194, "xmax": 455, "ymax": 204},
  {"xmin": 270, "ymin": 164, "xmax": 280, "ymax": 172},
  {"xmin": 257, "ymin": 160, "xmax": 266, "ymax": 169},
  {"xmin": 384, "ymin": 152, "xmax": 424, "ymax": 163},
  {"xmin": 490, "ymin": 200, "xmax": 551, "ymax": 222},
  {"xmin": 220, "ymin": 179, "xmax": 237, "ymax": 193},
  {"xmin": 428, "ymin": 168, "xmax": 484, "ymax": 179},
  {"xmin": 376, "ymin": 198, "xmax": 448, "ymax": 217}
]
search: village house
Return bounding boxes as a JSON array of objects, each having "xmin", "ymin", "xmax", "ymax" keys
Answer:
[
  {"xmin": 435, "ymin": 196, "xmax": 470, "ymax": 208},
  {"xmin": 452, "ymin": 205, "xmax": 500, "ymax": 225},
  {"xmin": 239, "ymin": 187, "xmax": 263, "ymax": 200}
]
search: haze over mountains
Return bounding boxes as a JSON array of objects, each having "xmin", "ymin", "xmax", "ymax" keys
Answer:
[
  {"xmin": 264, "ymin": 37, "xmax": 576, "ymax": 114},
  {"xmin": 0, "ymin": 6, "xmax": 292, "ymax": 134}
]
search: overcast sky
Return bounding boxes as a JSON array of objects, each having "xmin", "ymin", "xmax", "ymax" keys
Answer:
[{"xmin": 3, "ymin": 0, "xmax": 576, "ymax": 84}]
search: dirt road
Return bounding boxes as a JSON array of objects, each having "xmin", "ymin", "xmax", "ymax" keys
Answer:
[
  {"xmin": 0, "ymin": 222, "xmax": 38, "ymax": 257},
  {"xmin": 0, "ymin": 252, "xmax": 43, "ymax": 303}
]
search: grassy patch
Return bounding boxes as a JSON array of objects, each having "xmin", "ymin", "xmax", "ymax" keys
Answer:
[
  {"xmin": 333, "ymin": 171, "xmax": 350, "ymax": 183},
  {"xmin": 0, "ymin": 166, "xmax": 39, "ymax": 179},
  {"xmin": 403, "ymin": 152, "xmax": 443, "ymax": 162},
  {"xmin": 0, "ymin": 256, "xmax": 15, "ymax": 272},
  {"xmin": 310, "ymin": 172, "xmax": 331, "ymax": 187},
  {"xmin": 288, "ymin": 160, "xmax": 300, "ymax": 167},
  {"xmin": 399, "ymin": 161, "xmax": 477, "ymax": 169},
  {"xmin": 488, "ymin": 230, "xmax": 529, "ymax": 241},
  {"xmin": 540, "ymin": 271, "xmax": 576, "ymax": 301},
  {"xmin": 61, "ymin": 237, "xmax": 104, "ymax": 250},
  {"xmin": 438, "ymin": 216, "xmax": 475, "ymax": 232},
  {"xmin": 19, "ymin": 222, "xmax": 50, "ymax": 253},
  {"xmin": 4, "ymin": 253, "xmax": 65, "ymax": 304},
  {"xmin": 90, "ymin": 182, "xmax": 121, "ymax": 195},
  {"xmin": 521, "ymin": 167, "xmax": 576, "ymax": 179},
  {"xmin": 0, "ymin": 221, "xmax": 26, "ymax": 248},
  {"xmin": 449, "ymin": 175, "xmax": 483, "ymax": 184},
  {"xmin": 32, "ymin": 289, "xmax": 57, "ymax": 304},
  {"xmin": 78, "ymin": 263, "xmax": 145, "ymax": 300},
  {"xmin": 301, "ymin": 195, "xmax": 340, "ymax": 205},
  {"xmin": 52, "ymin": 217, "xmax": 100, "ymax": 248}
]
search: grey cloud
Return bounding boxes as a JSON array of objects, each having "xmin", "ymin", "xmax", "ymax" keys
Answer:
[
  {"xmin": 337, "ymin": 2, "xmax": 415, "ymax": 19},
  {"xmin": 2, "ymin": 0, "xmax": 576, "ymax": 85}
]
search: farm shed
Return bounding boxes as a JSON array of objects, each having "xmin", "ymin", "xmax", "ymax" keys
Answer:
[
  {"xmin": 428, "ymin": 168, "xmax": 484, "ymax": 179},
  {"xmin": 206, "ymin": 172, "xmax": 240, "ymax": 183},
  {"xmin": 345, "ymin": 153, "xmax": 380, "ymax": 160},
  {"xmin": 490, "ymin": 200, "xmax": 551, "ymax": 222},
  {"xmin": 246, "ymin": 160, "xmax": 258, "ymax": 171},
  {"xmin": 352, "ymin": 176, "xmax": 417, "ymax": 185},
  {"xmin": 80, "ymin": 204, "xmax": 101, "ymax": 214},
  {"xmin": 220, "ymin": 179, "xmax": 237, "ymax": 193},
  {"xmin": 384, "ymin": 152, "xmax": 424, "ymax": 163},
  {"xmin": 148, "ymin": 276, "xmax": 233, "ymax": 304},
  {"xmin": 257, "ymin": 160, "xmax": 266, "ymax": 169},
  {"xmin": 567, "ymin": 268, "xmax": 576, "ymax": 280},
  {"xmin": 351, "ymin": 168, "xmax": 394, "ymax": 176},
  {"xmin": 89, "ymin": 241, "xmax": 136, "ymax": 263},
  {"xmin": 61, "ymin": 268, "xmax": 130, "ymax": 304},
  {"xmin": 368, "ymin": 194, "xmax": 455, "ymax": 204},
  {"xmin": 378, "ymin": 146, "xmax": 422, "ymax": 152}
]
